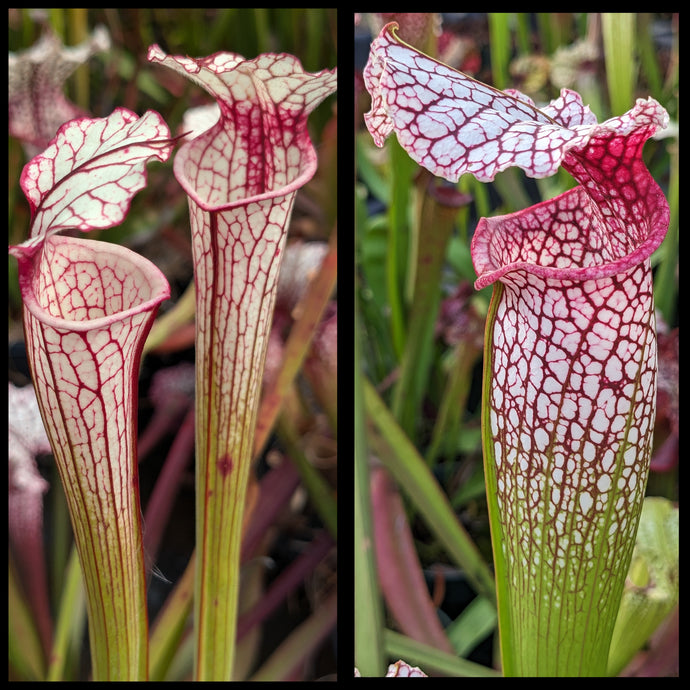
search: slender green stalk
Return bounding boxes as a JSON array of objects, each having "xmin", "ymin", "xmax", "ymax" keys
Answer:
[
  {"xmin": 67, "ymin": 8, "xmax": 89, "ymax": 109},
  {"xmin": 251, "ymin": 8, "xmax": 271, "ymax": 53},
  {"xmin": 425, "ymin": 339, "xmax": 483, "ymax": 467},
  {"xmin": 149, "ymin": 553, "xmax": 195, "ymax": 681},
  {"xmin": 392, "ymin": 175, "xmax": 457, "ymax": 439},
  {"xmin": 354, "ymin": 293, "xmax": 386, "ymax": 676},
  {"xmin": 47, "ymin": 547, "xmax": 86, "ymax": 681},
  {"xmin": 446, "ymin": 595, "xmax": 497, "ymax": 658},
  {"xmin": 602, "ymin": 13, "xmax": 636, "ymax": 114},
  {"xmin": 488, "ymin": 13, "xmax": 511, "ymax": 91},
  {"xmin": 637, "ymin": 14, "xmax": 663, "ymax": 99},
  {"xmin": 653, "ymin": 138, "xmax": 678, "ymax": 326},
  {"xmin": 513, "ymin": 13, "xmax": 533, "ymax": 56},
  {"xmin": 387, "ymin": 138, "xmax": 416, "ymax": 359},
  {"xmin": 48, "ymin": 8, "xmax": 66, "ymax": 41}
]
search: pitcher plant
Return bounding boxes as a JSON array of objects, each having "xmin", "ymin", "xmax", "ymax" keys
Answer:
[
  {"xmin": 9, "ymin": 108, "xmax": 175, "ymax": 680},
  {"xmin": 362, "ymin": 20, "xmax": 672, "ymax": 676},
  {"xmin": 147, "ymin": 45, "xmax": 336, "ymax": 680},
  {"xmin": 9, "ymin": 10, "xmax": 337, "ymax": 682}
]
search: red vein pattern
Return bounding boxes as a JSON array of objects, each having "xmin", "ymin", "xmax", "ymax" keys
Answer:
[
  {"xmin": 364, "ymin": 22, "xmax": 670, "ymax": 675},
  {"xmin": 148, "ymin": 45, "xmax": 336, "ymax": 679},
  {"xmin": 9, "ymin": 109, "xmax": 173, "ymax": 679},
  {"xmin": 18, "ymin": 237, "xmax": 169, "ymax": 678},
  {"xmin": 364, "ymin": 24, "xmax": 599, "ymax": 182},
  {"xmin": 473, "ymin": 113, "xmax": 668, "ymax": 673},
  {"xmin": 21, "ymin": 108, "xmax": 173, "ymax": 245}
]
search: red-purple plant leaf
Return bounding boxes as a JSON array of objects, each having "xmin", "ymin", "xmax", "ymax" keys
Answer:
[
  {"xmin": 303, "ymin": 301, "xmax": 338, "ymax": 433},
  {"xmin": 8, "ymin": 25, "xmax": 110, "ymax": 154},
  {"xmin": 370, "ymin": 465, "xmax": 455, "ymax": 655},
  {"xmin": 651, "ymin": 326, "xmax": 678, "ymax": 472},
  {"xmin": 18, "ymin": 108, "xmax": 174, "ymax": 247},
  {"xmin": 148, "ymin": 44, "xmax": 336, "ymax": 680}
]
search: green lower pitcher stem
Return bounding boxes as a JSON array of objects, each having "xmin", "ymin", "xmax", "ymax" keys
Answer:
[{"xmin": 190, "ymin": 201, "xmax": 291, "ymax": 680}]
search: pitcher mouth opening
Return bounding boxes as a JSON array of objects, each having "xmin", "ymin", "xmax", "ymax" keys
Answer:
[
  {"xmin": 472, "ymin": 185, "xmax": 668, "ymax": 291},
  {"xmin": 173, "ymin": 127, "xmax": 318, "ymax": 213},
  {"xmin": 17, "ymin": 235, "xmax": 170, "ymax": 331}
]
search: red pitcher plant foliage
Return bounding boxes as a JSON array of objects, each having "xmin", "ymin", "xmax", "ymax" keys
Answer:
[
  {"xmin": 9, "ymin": 21, "xmax": 337, "ymax": 682},
  {"xmin": 364, "ymin": 22, "xmax": 671, "ymax": 676}
]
